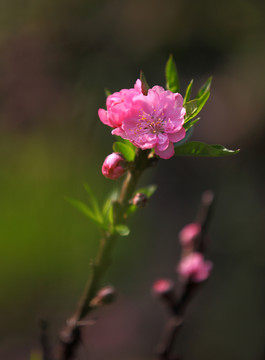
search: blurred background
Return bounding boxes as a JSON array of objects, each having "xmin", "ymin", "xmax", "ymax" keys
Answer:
[{"xmin": 0, "ymin": 0, "xmax": 264, "ymax": 359}]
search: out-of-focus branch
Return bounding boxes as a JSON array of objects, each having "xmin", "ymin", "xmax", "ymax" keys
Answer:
[
  {"xmin": 154, "ymin": 191, "xmax": 214, "ymax": 360},
  {"xmin": 40, "ymin": 319, "xmax": 53, "ymax": 360}
]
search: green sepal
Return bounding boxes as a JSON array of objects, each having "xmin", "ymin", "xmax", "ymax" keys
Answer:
[
  {"xmin": 140, "ymin": 71, "xmax": 150, "ymax": 95},
  {"xmin": 113, "ymin": 141, "xmax": 135, "ymax": 162},
  {"xmin": 174, "ymin": 141, "xmax": 240, "ymax": 157},
  {"xmin": 115, "ymin": 224, "xmax": 130, "ymax": 236},
  {"xmin": 165, "ymin": 54, "xmax": 180, "ymax": 93}
]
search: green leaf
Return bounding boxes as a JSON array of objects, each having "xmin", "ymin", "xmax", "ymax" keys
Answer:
[
  {"xmin": 66, "ymin": 197, "xmax": 106, "ymax": 228},
  {"xmin": 197, "ymin": 77, "xmax": 212, "ymax": 98},
  {"xmin": 174, "ymin": 141, "xmax": 240, "ymax": 157},
  {"xmin": 115, "ymin": 224, "xmax": 130, "ymax": 236},
  {"xmin": 83, "ymin": 183, "xmax": 103, "ymax": 222},
  {"xmin": 114, "ymin": 136, "xmax": 136, "ymax": 150},
  {"xmin": 140, "ymin": 71, "xmax": 150, "ymax": 95},
  {"xmin": 113, "ymin": 141, "xmax": 135, "ymax": 162},
  {"xmin": 184, "ymin": 91, "xmax": 210, "ymax": 122},
  {"xmin": 184, "ymin": 79, "xmax": 193, "ymax": 103},
  {"xmin": 136, "ymin": 184, "xmax": 157, "ymax": 198},
  {"xmin": 183, "ymin": 117, "xmax": 200, "ymax": 131},
  {"xmin": 165, "ymin": 54, "xmax": 180, "ymax": 93},
  {"xmin": 104, "ymin": 88, "xmax": 112, "ymax": 97}
]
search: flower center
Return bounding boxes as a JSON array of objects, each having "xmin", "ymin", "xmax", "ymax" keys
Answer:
[{"xmin": 138, "ymin": 111, "xmax": 165, "ymax": 134}]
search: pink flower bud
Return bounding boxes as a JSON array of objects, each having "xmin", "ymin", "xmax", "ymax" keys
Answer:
[
  {"xmin": 102, "ymin": 153, "xmax": 126, "ymax": 180},
  {"xmin": 152, "ymin": 278, "xmax": 174, "ymax": 297},
  {"xmin": 177, "ymin": 252, "xmax": 212, "ymax": 283},
  {"xmin": 90, "ymin": 286, "xmax": 116, "ymax": 307},
  {"xmin": 131, "ymin": 192, "xmax": 148, "ymax": 207},
  {"xmin": 179, "ymin": 223, "xmax": 201, "ymax": 246},
  {"xmin": 96, "ymin": 286, "xmax": 116, "ymax": 304}
]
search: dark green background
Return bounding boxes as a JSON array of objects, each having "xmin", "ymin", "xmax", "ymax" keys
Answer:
[{"xmin": 0, "ymin": 0, "xmax": 264, "ymax": 359}]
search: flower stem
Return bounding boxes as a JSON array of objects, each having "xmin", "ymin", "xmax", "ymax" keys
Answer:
[{"xmin": 56, "ymin": 149, "xmax": 152, "ymax": 360}]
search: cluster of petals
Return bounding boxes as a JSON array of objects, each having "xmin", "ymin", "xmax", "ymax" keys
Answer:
[
  {"xmin": 102, "ymin": 153, "xmax": 125, "ymax": 180},
  {"xmin": 98, "ymin": 80, "xmax": 186, "ymax": 159},
  {"xmin": 177, "ymin": 252, "xmax": 212, "ymax": 283},
  {"xmin": 179, "ymin": 223, "xmax": 201, "ymax": 247}
]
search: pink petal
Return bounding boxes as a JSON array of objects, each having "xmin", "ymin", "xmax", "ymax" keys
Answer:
[
  {"xmin": 156, "ymin": 133, "xmax": 169, "ymax": 151},
  {"xmin": 112, "ymin": 127, "xmax": 127, "ymax": 138},
  {"xmin": 98, "ymin": 108, "xmax": 110, "ymax": 126},
  {"xmin": 168, "ymin": 128, "xmax": 186, "ymax": 143},
  {"xmin": 155, "ymin": 142, "xmax": 175, "ymax": 159}
]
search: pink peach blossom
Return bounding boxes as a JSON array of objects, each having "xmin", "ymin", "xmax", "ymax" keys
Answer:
[
  {"xmin": 102, "ymin": 153, "xmax": 126, "ymax": 180},
  {"xmin": 99, "ymin": 80, "xmax": 186, "ymax": 159},
  {"xmin": 177, "ymin": 252, "xmax": 212, "ymax": 282},
  {"xmin": 179, "ymin": 223, "xmax": 201, "ymax": 246}
]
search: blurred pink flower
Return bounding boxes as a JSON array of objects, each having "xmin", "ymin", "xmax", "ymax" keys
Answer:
[
  {"xmin": 99, "ymin": 80, "xmax": 186, "ymax": 159},
  {"xmin": 102, "ymin": 153, "xmax": 126, "ymax": 180},
  {"xmin": 177, "ymin": 252, "xmax": 212, "ymax": 282},
  {"xmin": 152, "ymin": 278, "xmax": 174, "ymax": 296},
  {"xmin": 179, "ymin": 223, "xmax": 201, "ymax": 246}
]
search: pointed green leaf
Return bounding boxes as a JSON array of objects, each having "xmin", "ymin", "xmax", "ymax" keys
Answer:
[
  {"xmin": 183, "ymin": 117, "xmax": 200, "ymax": 131},
  {"xmin": 83, "ymin": 183, "xmax": 103, "ymax": 222},
  {"xmin": 104, "ymin": 88, "xmax": 112, "ymax": 97},
  {"xmin": 140, "ymin": 71, "xmax": 150, "ymax": 95},
  {"xmin": 184, "ymin": 79, "xmax": 193, "ymax": 103},
  {"xmin": 184, "ymin": 91, "xmax": 210, "ymax": 122},
  {"xmin": 66, "ymin": 197, "xmax": 106, "ymax": 228},
  {"xmin": 113, "ymin": 141, "xmax": 135, "ymax": 162},
  {"xmin": 197, "ymin": 77, "xmax": 212, "ymax": 98},
  {"xmin": 136, "ymin": 184, "xmax": 157, "ymax": 198},
  {"xmin": 165, "ymin": 55, "xmax": 180, "ymax": 93},
  {"xmin": 174, "ymin": 141, "xmax": 240, "ymax": 157},
  {"xmin": 115, "ymin": 224, "xmax": 130, "ymax": 236}
]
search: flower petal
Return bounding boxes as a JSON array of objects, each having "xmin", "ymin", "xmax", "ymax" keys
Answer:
[
  {"xmin": 168, "ymin": 128, "xmax": 186, "ymax": 143},
  {"xmin": 155, "ymin": 142, "xmax": 175, "ymax": 159}
]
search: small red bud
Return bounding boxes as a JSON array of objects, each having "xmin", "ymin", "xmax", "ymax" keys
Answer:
[{"xmin": 131, "ymin": 192, "xmax": 148, "ymax": 207}]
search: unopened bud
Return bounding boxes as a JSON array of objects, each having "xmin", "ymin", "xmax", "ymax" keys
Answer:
[
  {"xmin": 102, "ymin": 153, "xmax": 126, "ymax": 180},
  {"xmin": 152, "ymin": 278, "xmax": 174, "ymax": 297},
  {"xmin": 90, "ymin": 286, "xmax": 116, "ymax": 307},
  {"xmin": 179, "ymin": 223, "xmax": 201, "ymax": 247},
  {"xmin": 131, "ymin": 192, "xmax": 148, "ymax": 207},
  {"xmin": 177, "ymin": 252, "xmax": 212, "ymax": 283}
]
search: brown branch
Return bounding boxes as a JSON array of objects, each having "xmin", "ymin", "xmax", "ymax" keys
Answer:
[
  {"xmin": 154, "ymin": 191, "xmax": 214, "ymax": 360},
  {"xmin": 55, "ymin": 149, "xmax": 153, "ymax": 360}
]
